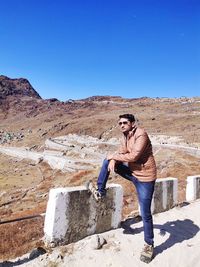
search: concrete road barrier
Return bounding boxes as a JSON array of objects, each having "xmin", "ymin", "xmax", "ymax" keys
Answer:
[
  {"xmin": 44, "ymin": 184, "xmax": 123, "ymax": 247},
  {"xmin": 186, "ymin": 175, "xmax": 200, "ymax": 201},
  {"xmin": 151, "ymin": 177, "xmax": 178, "ymax": 214}
]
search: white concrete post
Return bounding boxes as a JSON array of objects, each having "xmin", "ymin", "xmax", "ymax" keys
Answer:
[
  {"xmin": 186, "ymin": 175, "xmax": 200, "ymax": 201},
  {"xmin": 151, "ymin": 177, "xmax": 178, "ymax": 214},
  {"xmin": 44, "ymin": 184, "xmax": 123, "ymax": 246}
]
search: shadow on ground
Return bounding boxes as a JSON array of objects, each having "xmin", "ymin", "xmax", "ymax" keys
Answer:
[
  {"xmin": 121, "ymin": 217, "xmax": 200, "ymax": 257},
  {"xmin": 0, "ymin": 247, "xmax": 46, "ymax": 267}
]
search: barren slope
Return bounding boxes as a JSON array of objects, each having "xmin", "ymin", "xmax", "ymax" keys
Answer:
[{"xmin": 0, "ymin": 78, "xmax": 200, "ymax": 260}]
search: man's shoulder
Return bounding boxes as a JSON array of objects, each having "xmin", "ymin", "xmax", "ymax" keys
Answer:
[{"xmin": 135, "ymin": 126, "xmax": 147, "ymax": 135}]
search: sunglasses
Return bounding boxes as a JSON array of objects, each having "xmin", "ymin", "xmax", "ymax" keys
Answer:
[{"xmin": 118, "ymin": 121, "xmax": 129, "ymax": 126}]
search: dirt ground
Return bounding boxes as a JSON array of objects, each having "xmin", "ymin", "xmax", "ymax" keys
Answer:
[{"xmin": 1, "ymin": 146, "xmax": 200, "ymax": 260}]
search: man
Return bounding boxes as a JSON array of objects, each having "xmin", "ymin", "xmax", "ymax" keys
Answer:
[{"xmin": 93, "ymin": 113, "xmax": 157, "ymax": 263}]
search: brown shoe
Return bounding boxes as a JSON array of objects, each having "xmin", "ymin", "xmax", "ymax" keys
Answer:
[
  {"xmin": 86, "ymin": 181, "xmax": 104, "ymax": 201},
  {"xmin": 140, "ymin": 243, "xmax": 154, "ymax": 263}
]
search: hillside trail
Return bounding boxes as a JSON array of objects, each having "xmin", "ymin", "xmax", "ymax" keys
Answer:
[{"xmin": 0, "ymin": 134, "xmax": 200, "ymax": 173}]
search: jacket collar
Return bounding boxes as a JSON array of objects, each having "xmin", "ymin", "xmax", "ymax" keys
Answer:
[{"xmin": 123, "ymin": 124, "xmax": 137, "ymax": 139}]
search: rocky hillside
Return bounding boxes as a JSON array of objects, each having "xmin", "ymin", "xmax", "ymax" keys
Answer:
[
  {"xmin": 0, "ymin": 75, "xmax": 42, "ymax": 120},
  {"xmin": 0, "ymin": 75, "xmax": 41, "ymax": 99},
  {"xmin": 0, "ymin": 75, "xmax": 200, "ymax": 148},
  {"xmin": 0, "ymin": 75, "xmax": 200, "ymax": 261}
]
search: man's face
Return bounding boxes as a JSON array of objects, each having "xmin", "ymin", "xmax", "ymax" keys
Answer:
[{"xmin": 118, "ymin": 118, "xmax": 134, "ymax": 134}]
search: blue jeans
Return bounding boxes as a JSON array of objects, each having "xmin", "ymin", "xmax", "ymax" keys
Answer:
[{"xmin": 97, "ymin": 159, "xmax": 155, "ymax": 246}]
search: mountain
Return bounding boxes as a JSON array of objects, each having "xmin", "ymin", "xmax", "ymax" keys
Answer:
[
  {"xmin": 0, "ymin": 75, "xmax": 41, "ymax": 99},
  {"xmin": 0, "ymin": 75, "xmax": 200, "ymax": 149}
]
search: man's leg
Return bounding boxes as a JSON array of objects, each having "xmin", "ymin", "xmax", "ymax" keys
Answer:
[
  {"xmin": 97, "ymin": 159, "xmax": 110, "ymax": 195},
  {"xmin": 97, "ymin": 160, "xmax": 133, "ymax": 195},
  {"xmin": 135, "ymin": 180, "xmax": 155, "ymax": 263},
  {"xmin": 115, "ymin": 162, "xmax": 134, "ymax": 182},
  {"xmin": 136, "ymin": 180, "xmax": 155, "ymax": 245}
]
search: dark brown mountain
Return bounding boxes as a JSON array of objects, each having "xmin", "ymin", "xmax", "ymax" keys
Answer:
[{"xmin": 0, "ymin": 75, "xmax": 41, "ymax": 99}]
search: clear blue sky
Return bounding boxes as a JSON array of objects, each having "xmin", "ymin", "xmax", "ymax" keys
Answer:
[{"xmin": 0, "ymin": 0, "xmax": 199, "ymax": 100}]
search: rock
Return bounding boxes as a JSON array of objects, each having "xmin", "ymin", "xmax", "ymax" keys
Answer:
[
  {"xmin": 53, "ymin": 251, "xmax": 64, "ymax": 260},
  {"xmin": 90, "ymin": 234, "xmax": 107, "ymax": 249},
  {"xmin": 36, "ymin": 157, "xmax": 43, "ymax": 164},
  {"xmin": 29, "ymin": 145, "xmax": 37, "ymax": 151},
  {"xmin": 29, "ymin": 247, "xmax": 47, "ymax": 260}
]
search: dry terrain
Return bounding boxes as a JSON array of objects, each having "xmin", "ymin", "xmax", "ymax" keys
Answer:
[{"xmin": 0, "ymin": 76, "xmax": 200, "ymax": 260}]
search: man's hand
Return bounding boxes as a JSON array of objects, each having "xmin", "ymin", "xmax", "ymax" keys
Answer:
[{"xmin": 108, "ymin": 159, "xmax": 116, "ymax": 173}]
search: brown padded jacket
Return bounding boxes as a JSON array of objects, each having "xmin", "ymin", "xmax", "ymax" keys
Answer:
[{"xmin": 111, "ymin": 126, "xmax": 157, "ymax": 182}]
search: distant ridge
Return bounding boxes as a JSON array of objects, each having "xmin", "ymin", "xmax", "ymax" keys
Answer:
[{"xmin": 0, "ymin": 75, "xmax": 41, "ymax": 99}]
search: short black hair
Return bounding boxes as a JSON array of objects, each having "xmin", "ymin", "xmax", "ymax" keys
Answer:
[{"xmin": 119, "ymin": 114, "xmax": 135, "ymax": 122}]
